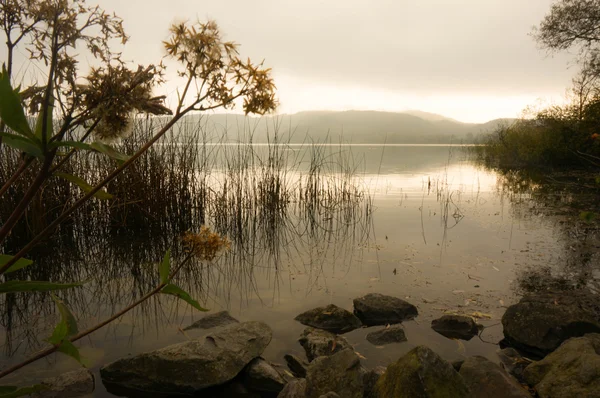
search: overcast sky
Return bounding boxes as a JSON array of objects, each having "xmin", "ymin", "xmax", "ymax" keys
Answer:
[{"xmin": 28, "ymin": 1, "xmax": 586, "ymax": 122}]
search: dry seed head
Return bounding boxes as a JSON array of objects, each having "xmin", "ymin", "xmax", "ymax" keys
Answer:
[{"xmin": 182, "ymin": 227, "xmax": 230, "ymax": 261}]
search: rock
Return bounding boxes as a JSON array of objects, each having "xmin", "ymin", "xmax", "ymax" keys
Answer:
[
  {"xmin": 459, "ymin": 356, "xmax": 530, "ymax": 398},
  {"xmin": 244, "ymin": 357, "xmax": 286, "ymax": 394},
  {"xmin": 216, "ymin": 378, "xmax": 261, "ymax": 398},
  {"xmin": 523, "ymin": 333, "xmax": 600, "ymax": 398},
  {"xmin": 502, "ymin": 290, "xmax": 600, "ymax": 357},
  {"xmin": 183, "ymin": 310, "xmax": 239, "ymax": 331},
  {"xmin": 366, "ymin": 325, "xmax": 407, "ymax": 345},
  {"xmin": 353, "ymin": 293, "xmax": 418, "ymax": 326},
  {"xmin": 497, "ymin": 348, "xmax": 531, "ymax": 383},
  {"xmin": 305, "ymin": 349, "xmax": 364, "ymax": 398},
  {"xmin": 100, "ymin": 321, "xmax": 272, "ymax": 395},
  {"xmin": 374, "ymin": 346, "xmax": 470, "ymax": 398},
  {"xmin": 451, "ymin": 360, "xmax": 465, "ymax": 372},
  {"xmin": 299, "ymin": 327, "xmax": 352, "ymax": 362},
  {"xmin": 295, "ymin": 304, "xmax": 362, "ymax": 334},
  {"xmin": 431, "ymin": 315, "xmax": 479, "ymax": 340},
  {"xmin": 363, "ymin": 366, "xmax": 386, "ymax": 398},
  {"xmin": 32, "ymin": 369, "xmax": 94, "ymax": 398},
  {"xmin": 278, "ymin": 379, "xmax": 306, "ymax": 398},
  {"xmin": 318, "ymin": 393, "xmax": 340, "ymax": 398},
  {"xmin": 284, "ymin": 354, "xmax": 309, "ymax": 378}
]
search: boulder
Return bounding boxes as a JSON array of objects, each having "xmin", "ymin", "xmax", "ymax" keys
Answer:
[
  {"xmin": 284, "ymin": 354, "xmax": 309, "ymax": 378},
  {"xmin": 100, "ymin": 321, "xmax": 272, "ymax": 395},
  {"xmin": 363, "ymin": 366, "xmax": 386, "ymax": 398},
  {"xmin": 32, "ymin": 369, "xmax": 94, "ymax": 398},
  {"xmin": 299, "ymin": 327, "xmax": 352, "ymax": 362},
  {"xmin": 295, "ymin": 304, "xmax": 362, "ymax": 334},
  {"xmin": 523, "ymin": 333, "xmax": 600, "ymax": 398},
  {"xmin": 459, "ymin": 356, "xmax": 530, "ymax": 398},
  {"xmin": 305, "ymin": 349, "xmax": 364, "ymax": 398},
  {"xmin": 244, "ymin": 357, "xmax": 286, "ymax": 394},
  {"xmin": 496, "ymin": 348, "xmax": 531, "ymax": 383},
  {"xmin": 374, "ymin": 346, "xmax": 470, "ymax": 398},
  {"xmin": 353, "ymin": 293, "xmax": 418, "ymax": 326},
  {"xmin": 431, "ymin": 315, "xmax": 479, "ymax": 340},
  {"xmin": 366, "ymin": 325, "xmax": 407, "ymax": 345},
  {"xmin": 318, "ymin": 393, "xmax": 340, "ymax": 398},
  {"xmin": 278, "ymin": 379, "xmax": 306, "ymax": 398},
  {"xmin": 183, "ymin": 310, "xmax": 239, "ymax": 331},
  {"xmin": 502, "ymin": 290, "xmax": 600, "ymax": 357}
]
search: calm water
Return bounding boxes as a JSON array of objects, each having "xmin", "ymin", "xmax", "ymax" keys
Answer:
[{"xmin": 1, "ymin": 144, "xmax": 572, "ymax": 395}]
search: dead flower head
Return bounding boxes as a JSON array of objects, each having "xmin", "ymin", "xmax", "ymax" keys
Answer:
[{"xmin": 182, "ymin": 226, "xmax": 230, "ymax": 261}]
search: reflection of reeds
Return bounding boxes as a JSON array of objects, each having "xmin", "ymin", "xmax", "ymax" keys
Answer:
[{"xmin": 0, "ymin": 118, "xmax": 373, "ymax": 356}]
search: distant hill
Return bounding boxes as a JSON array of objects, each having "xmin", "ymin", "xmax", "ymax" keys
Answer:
[{"xmin": 173, "ymin": 110, "xmax": 517, "ymax": 144}]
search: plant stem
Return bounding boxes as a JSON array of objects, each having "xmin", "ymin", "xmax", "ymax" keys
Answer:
[{"xmin": 0, "ymin": 157, "xmax": 34, "ymax": 199}]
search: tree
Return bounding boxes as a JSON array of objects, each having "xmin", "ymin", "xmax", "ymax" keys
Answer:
[{"xmin": 0, "ymin": 0, "xmax": 276, "ymax": 390}]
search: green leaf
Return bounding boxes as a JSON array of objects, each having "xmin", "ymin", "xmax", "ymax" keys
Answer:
[
  {"xmin": 0, "ymin": 132, "xmax": 43, "ymax": 158},
  {"xmin": 57, "ymin": 340, "xmax": 84, "ymax": 366},
  {"xmin": 161, "ymin": 284, "xmax": 208, "ymax": 311},
  {"xmin": 0, "ymin": 67, "xmax": 34, "ymax": 138},
  {"xmin": 579, "ymin": 211, "xmax": 598, "ymax": 223},
  {"xmin": 0, "ymin": 385, "xmax": 47, "ymax": 398},
  {"xmin": 55, "ymin": 172, "xmax": 113, "ymax": 200},
  {"xmin": 0, "ymin": 280, "xmax": 84, "ymax": 294},
  {"xmin": 90, "ymin": 142, "xmax": 130, "ymax": 162},
  {"xmin": 52, "ymin": 294, "xmax": 78, "ymax": 336},
  {"xmin": 0, "ymin": 255, "xmax": 33, "ymax": 274},
  {"xmin": 48, "ymin": 141, "xmax": 93, "ymax": 151},
  {"xmin": 47, "ymin": 318, "xmax": 68, "ymax": 345},
  {"xmin": 34, "ymin": 92, "xmax": 54, "ymax": 141},
  {"xmin": 159, "ymin": 250, "xmax": 171, "ymax": 284}
]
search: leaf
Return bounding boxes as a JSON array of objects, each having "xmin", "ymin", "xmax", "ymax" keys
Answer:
[
  {"xmin": 159, "ymin": 250, "xmax": 171, "ymax": 284},
  {"xmin": 161, "ymin": 284, "xmax": 208, "ymax": 311},
  {"xmin": 34, "ymin": 92, "xmax": 54, "ymax": 141},
  {"xmin": 48, "ymin": 141, "xmax": 93, "ymax": 151},
  {"xmin": 0, "ymin": 255, "xmax": 33, "ymax": 274},
  {"xmin": 0, "ymin": 280, "xmax": 84, "ymax": 294},
  {"xmin": 55, "ymin": 173, "xmax": 113, "ymax": 200},
  {"xmin": 52, "ymin": 294, "xmax": 78, "ymax": 336},
  {"xmin": 0, "ymin": 132, "xmax": 43, "ymax": 158},
  {"xmin": 90, "ymin": 142, "xmax": 130, "ymax": 162},
  {"xmin": 57, "ymin": 340, "xmax": 85, "ymax": 366},
  {"xmin": 579, "ymin": 211, "xmax": 597, "ymax": 223},
  {"xmin": 0, "ymin": 67, "xmax": 34, "ymax": 138},
  {"xmin": 0, "ymin": 385, "xmax": 47, "ymax": 398}
]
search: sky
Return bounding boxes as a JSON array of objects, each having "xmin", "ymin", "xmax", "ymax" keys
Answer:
[{"xmin": 10, "ymin": 0, "xmax": 582, "ymax": 123}]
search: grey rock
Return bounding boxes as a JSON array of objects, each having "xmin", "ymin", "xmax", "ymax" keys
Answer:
[
  {"xmin": 305, "ymin": 349, "xmax": 364, "ymax": 398},
  {"xmin": 353, "ymin": 293, "xmax": 418, "ymax": 326},
  {"xmin": 100, "ymin": 321, "xmax": 272, "ymax": 394},
  {"xmin": 431, "ymin": 315, "xmax": 479, "ymax": 341},
  {"xmin": 451, "ymin": 360, "xmax": 465, "ymax": 372},
  {"xmin": 502, "ymin": 290, "xmax": 600, "ymax": 357},
  {"xmin": 497, "ymin": 347, "xmax": 531, "ymax": 383},
  {"xmin": 278, "ymin": 379, "xmax": 307, "ymax": 398},
  {"xmin": 217, "ymin": 379, "xmax": 261, "ymax": 398},
  {"xmin": 363, "ymin": 366, "xmax": 386, "ymax": 398},
  {"xmin": 32, "ymin": 369, "xmax": 94, "ymax": 398},
  {"xmin": 244, "ymin": 357, "xmax": 286, "ymax": 394},
  {"xmin": 374, "ymin": 346, "xmax": 470, "ymax": 398},
  {"xmin": 183, "ymin": 310, "xmax": 239, "ymax": 331},
  {"xmin": 285, "ymin": 354, "xmax": 308, "ymax": 378},
  {"xmin": 319, "ymin": 393, "xmax": 340, "ymax": 398},
  {"xmin": 295, "ymin": 304, "xmax": 362, "ymax": 334},
  {"xmin": 523, "ymin": 333, "xmax": 600, "ymax": 398},
  {"xmin": 459, "ymin": 356, "xmax": 530, "ymax": 398},
  {"xmin": 299, "ymin": 327, "xmax": 352, "ymax": 362},
  {"xmin": 366, "ymin": 325, "xmax": 407, "ymax": 345}
]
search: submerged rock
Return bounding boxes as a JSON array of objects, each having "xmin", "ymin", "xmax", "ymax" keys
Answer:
[
  {"xmin": 431, "ymin": 315, "xmax": 479, "ymax": 341},
  {"xmin": 459, "ymin": 356, "xmax": 530, "ymax": 398},
  {"xmin": 496, "ymin": 347, "xmax": 531, "ymax": 383},
  {"xmin": 299, "ymin": 327, "xmax": 352, "ymax": 362},
  {"xmin": 32, "ymin": 369, "xmax": 94, "ymax": 398},
  {"xmin": 353, "ymin": 293, "xmax": 418, "ymax": 326},
  {"xmin": 295, "ymin": 304, "xmax": 362, "ymax": 334},
  {"xmin": 183, "ymin": 310, "xmax": 239, "ymax": 331},
  {"xmin": 374, "ymin": 345, "xmax": 470, "ymax": 398},
  {"xmin": 277, "ymin": 379, "xmax": 306, "ymax": 398},
  {"xmin": 284, "ymin": 354, "xmax": 309, "ymax": 378},
  {"xmin": 100, "ymin": 321, "xmax": 272, "ymax": 395},
  {"xmin": 502, "ymin": 290, "xmax": 600, "ymax": 357},
  {"xmin": 244, "ymin": 357, "xmax": 286, "ymax": 394},
  {"xmin": 523, "ymin": 333, "xmax": 600, "ymax": 398},
  {"xmin": 305, "ymin": 349, "xmax": 364, "ymax": 398},
  {"xmin": 366, "ymin": 325, "xmax": 407, "ymax": 345}
]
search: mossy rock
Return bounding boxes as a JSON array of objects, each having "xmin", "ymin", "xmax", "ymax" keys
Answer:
[{"xmin": 374, "ymin": 346, "xmax": 470, "ymax": 398}]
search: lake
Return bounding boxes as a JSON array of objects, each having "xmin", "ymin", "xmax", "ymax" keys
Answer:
[{"xmin": 0, "ymin": 143, "xmax": 578, "ymax": 396}]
